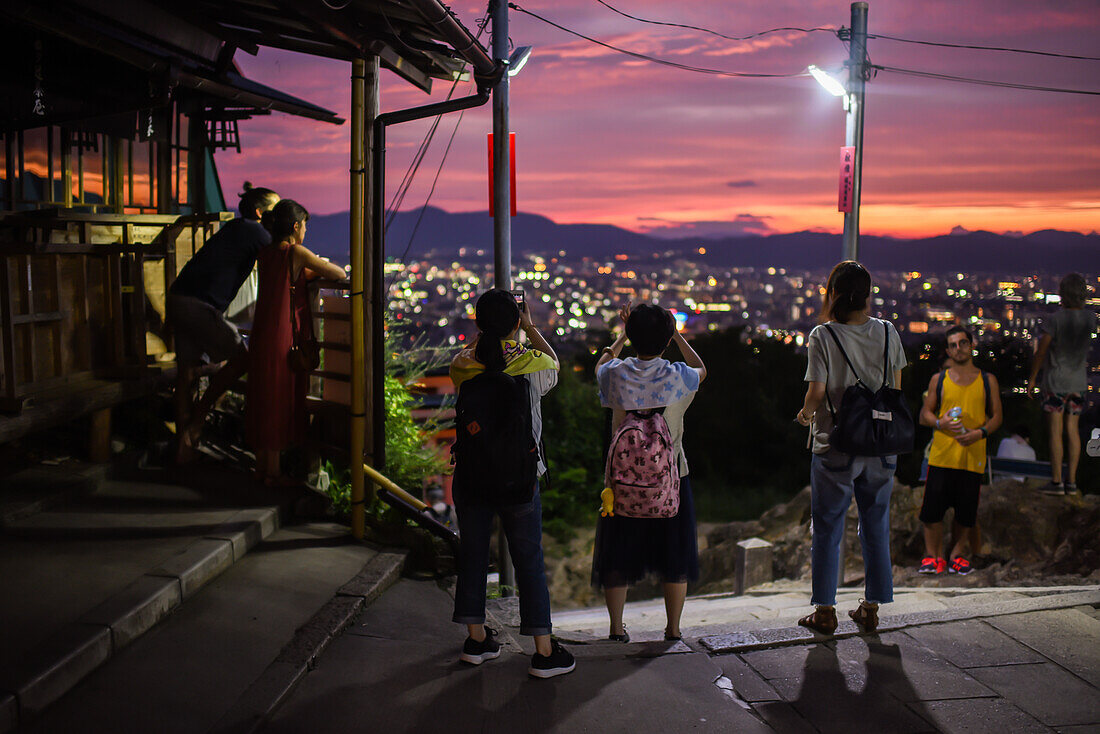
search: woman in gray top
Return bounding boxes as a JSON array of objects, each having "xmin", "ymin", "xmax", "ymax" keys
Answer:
[
  {"xmin": 794, "ymin": 261, "xmax": 907, "ymax": 635},
  {"xmin": 1027, "ymin": 273, "xmax": 1096, "ymax": 494}
]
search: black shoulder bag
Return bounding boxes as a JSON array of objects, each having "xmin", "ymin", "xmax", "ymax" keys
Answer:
[{"xmin": 823, "ymin": 321, "xmax": 914, "ymax": 456}]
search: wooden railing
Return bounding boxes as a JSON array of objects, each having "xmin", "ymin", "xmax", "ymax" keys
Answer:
[{"xmin": 0, "ymin": 210, "xmax": 232, "ymax": 413}]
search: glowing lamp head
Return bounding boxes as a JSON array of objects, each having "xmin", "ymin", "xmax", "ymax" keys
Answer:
[{"xmin": 808, "ymin": 65, "xmax": 847, "ymax": 97}]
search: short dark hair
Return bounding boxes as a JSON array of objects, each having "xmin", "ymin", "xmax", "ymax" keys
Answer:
[
  {"xmin": 626, "ymin": 303, "xmax": 674, "ymax": 356},
  {"xmin": 945, "ymin": 325, "xmax": 973, "ymax": 343},
  {"xmin": 1059, "ymin": 273, "xmax": 1087, "ymax": 308},
  {"xmin": 239, "ymin": 181, "xmax": 279, "ymax": 219}
]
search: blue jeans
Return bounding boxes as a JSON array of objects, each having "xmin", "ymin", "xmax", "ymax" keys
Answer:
[
  {"xmin": 453, "ymin": 489, "xmax": 552, "ymax": 636},
  {"xmin": 810, "ymin": 450, "xmax": 896, "ymax": 607}
]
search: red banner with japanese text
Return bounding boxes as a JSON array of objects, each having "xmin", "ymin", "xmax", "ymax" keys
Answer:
[{"xmin": 838, "ymin": 146, "xmax": 855, "ymax": 213}]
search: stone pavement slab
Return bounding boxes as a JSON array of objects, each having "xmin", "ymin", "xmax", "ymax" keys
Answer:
[
  {"xmin": 757, "ymin": 643, "xmax": 934, "ymax": 734},
  {"xmin": 902, "ymin": 620, "xmax": 1045, "ymax": 669},
  {"xmin": 265, "ymin": 579, "xmax": 772, "ymax": 734},
  {"xmin": 915, "ymin": 698, "xmax": 1049, "ymax": 734},
  {"xmin": 21, "ymin": 524, "xmax": 375, "ymax": 734},
  {"xmin": 832, "ymin": 634, "xmax": 994, "ymax": 703},
  {"xmin": 984, "ymin": 609, "xmax": 1100, "ymax": 687},
  {"xmin": 968, "ymin": 662, "xmax": 1100, "ymax": 727}
]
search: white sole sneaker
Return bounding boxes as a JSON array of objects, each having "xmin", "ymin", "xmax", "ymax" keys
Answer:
[
  {"xmin": 527, "ymin": 660, "xmax": 575, "ymax": 679},
  {"xmin": 460, "ymin": 649, "xmax": 501, "ymax": 665}
]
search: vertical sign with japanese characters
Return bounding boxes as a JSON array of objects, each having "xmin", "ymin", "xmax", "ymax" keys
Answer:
[{"xmin": 838, "ymin": 146, "xmax": 855, "ymax": 213}]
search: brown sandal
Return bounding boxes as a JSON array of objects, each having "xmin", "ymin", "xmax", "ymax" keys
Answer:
[
  {"xmin": 797, "ymin": 607, "xmax": 838, "ymax": 635},
  {"xmin": 848, "ymin": 600, "xmax": 879, "ymax": 632}
]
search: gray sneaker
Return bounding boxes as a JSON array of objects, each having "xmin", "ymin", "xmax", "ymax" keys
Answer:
[{"xmin": 1039, "ymin": 481, "xmax": 1065, "ymax": 495}]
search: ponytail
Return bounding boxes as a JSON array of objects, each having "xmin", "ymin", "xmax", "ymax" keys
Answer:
[
  {"xmin": 473, "ymin": 288, "xmax": 520, "ymax": 372},
  {"xmin": 820, "ymin": 260, "xmax": 871, "ymax": 324}
]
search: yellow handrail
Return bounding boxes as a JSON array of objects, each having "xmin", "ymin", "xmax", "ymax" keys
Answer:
[{"xmin": 362, "ymin": 462, "xmax": 429, "ymax": 512}]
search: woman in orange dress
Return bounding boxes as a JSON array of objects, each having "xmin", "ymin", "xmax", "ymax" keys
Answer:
[{"xmin": 247, "ymin": 199, "xmax": 345, "ymax": 482}]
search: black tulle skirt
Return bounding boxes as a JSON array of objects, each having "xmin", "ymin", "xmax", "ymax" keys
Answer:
[{"xmin": 591, "ymin": 476, "xmax": 700, "ymax": 588}]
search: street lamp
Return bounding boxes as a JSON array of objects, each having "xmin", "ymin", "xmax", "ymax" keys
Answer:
[
  {"xmin": 507, "ymin": 46, "xmax": 533, "ymax": 76},
  {"xmin": 808, "ymin": 65, "xmax": 846, "ymax": 98},
  {"xmin": 810, "ymin": 1, "xmax": 868, "ymax": 262}
]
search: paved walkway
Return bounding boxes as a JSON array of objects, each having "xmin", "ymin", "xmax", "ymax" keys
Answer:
[{"xmin": 263, "ymin": 580, "xmax": 1100, "ymax": 733}]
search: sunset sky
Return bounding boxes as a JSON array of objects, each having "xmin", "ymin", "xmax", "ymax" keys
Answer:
[{"xmin": 215, "ymin": 0, "xmax": 1100, "ymax": 239}]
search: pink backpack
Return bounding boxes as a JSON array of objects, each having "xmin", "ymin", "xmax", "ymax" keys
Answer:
[{"xmin": 604, "ymin": 409, "xmax": 680, "ymax": 518}]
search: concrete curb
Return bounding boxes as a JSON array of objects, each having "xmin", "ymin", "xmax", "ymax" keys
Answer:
[
  {"xmin": 0, "ymin": 505, "xmax": 280, "ymax": 733},
  {"xmin": 210, "ymin": 549, "xmax": 408, "ymax": 734},
  {"xmin": 698, "ymin": 588, "xmax": 1100, "ymax": 654}
]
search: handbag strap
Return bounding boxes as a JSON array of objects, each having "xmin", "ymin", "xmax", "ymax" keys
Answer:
[{"xmin": 287, "ymin": 248, "xmax": 313, "ymax": 344}]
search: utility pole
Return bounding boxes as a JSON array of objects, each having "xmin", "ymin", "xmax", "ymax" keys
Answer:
[
  {"xmin": 491, "ymin": 0, "xmax": 516, "ymax": 596},
  {"xmin": 841, "ymin": 1, "xmax": 868, "ymax": 262},
  {"xmin": 491, "ymin": 0, "xmax": 512, "ymax": 289}
]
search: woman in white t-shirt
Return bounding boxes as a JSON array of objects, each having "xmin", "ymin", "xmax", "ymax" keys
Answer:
[
  {"xmin": 592, "ymin": 303, "xmax": 706, "ymax": 643},
  {"xmin": 794, "ymin": 261, "xmax": 907, "ymax": 635}
]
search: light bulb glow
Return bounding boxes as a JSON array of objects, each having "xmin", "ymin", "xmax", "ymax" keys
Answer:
[{"xmin": 808, "ymin": 65, "xmax": 846, "ymax": 96}]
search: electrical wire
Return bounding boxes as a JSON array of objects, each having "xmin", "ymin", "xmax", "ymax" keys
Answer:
[
  {"xmin": 592, "ymin": 0, "xmax": 837, "ymax": 42},
  {"xmin": 868, "ymin": 33, "xmax": 1100, "ymax": 62},
  {"xmin": 509, "ymin": 3, "xmax": 808, "ymax": 78},
  {"xmin": 383, "ymin": 8, "xmax": 490, "ymax": 230},
  {"xmin": 387, "ymin": 108, "xmax": 467, "ymax": 290},
  {"xmin": 875, "ymin": 64, "xmax": 1100, "ymax": 96}
]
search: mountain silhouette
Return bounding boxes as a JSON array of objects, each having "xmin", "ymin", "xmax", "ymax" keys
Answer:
[{"xmin": 303, "ymin": 206, "xmax": 1096, "ymax": 273}]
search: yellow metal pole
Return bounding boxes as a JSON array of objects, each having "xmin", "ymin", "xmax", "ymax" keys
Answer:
[
  {"xmin": 362, "ymin": 463, "xmax": 430, "ymax": 512},
  {"xmin": 349, "ymin": 58, "xmax": 367, "ymax": 538}
]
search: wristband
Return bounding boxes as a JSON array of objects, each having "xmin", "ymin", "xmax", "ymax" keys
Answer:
[
  {"xmin": 602, "ymin": 347, "xmax": 617, "ymax": 358},
  {"xmin": 979, "ymin": 427, "xmax": 988, "ymax": 438}
]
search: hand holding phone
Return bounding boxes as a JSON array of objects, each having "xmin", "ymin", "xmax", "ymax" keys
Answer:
[{"xmin": 511, "ymin": 288, "xmax": 526, "ymax": 312}]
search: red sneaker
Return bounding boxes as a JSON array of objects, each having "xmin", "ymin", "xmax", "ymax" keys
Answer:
[
  {"xmin": 918, "ymin": 557, "xmax": 938, "ymax": 574},
  {"xmin": 935, "ymin": 557, "xmax": 948, "ymax": 575},
  {"xmin": 949, "ymin": 557, "xmax": 972, "ymax": 575}
]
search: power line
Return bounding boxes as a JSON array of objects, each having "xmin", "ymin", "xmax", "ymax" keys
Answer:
[
  {"xmin": 384, "ymin": 9, "xmax": 490, "ymax": 230},
  {"xmin": 508, "ymin": 3, "xmax": 808, "ymax": 78},
  {"xmin": 388, "ymin": 108, "xmax": 468, "ymax": 291},
  {"xmin": 868, "ymin": 33, "xmax": 1100, "ymax": 62},
  {"xmin": 875, "ymin": 65, "xmax": 1100, "ymax": 96},
  {"xmin": 591, "ymin": 0, "xmax": 837, "ymax": 42}
]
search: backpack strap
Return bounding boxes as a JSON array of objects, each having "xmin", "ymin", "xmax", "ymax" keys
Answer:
[
  {"xmin": 823, "ymin": 324, "xmax": 866, "ymax": 387},
  {"xmin": 981, "ymin": 370, "xmax": 992, "ymax": 420},
  {"xmin": 880, "ymin": 321, "xmax": 891, "ymax": 389},
  {"xmin": 934, "ymin": 370, "xmax": 946, "ymax": 414}
]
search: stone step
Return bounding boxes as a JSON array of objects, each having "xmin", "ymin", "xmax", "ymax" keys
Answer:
[{"xmin": 0, "ymin": 481, "xmax": 282, "ymax": 733}]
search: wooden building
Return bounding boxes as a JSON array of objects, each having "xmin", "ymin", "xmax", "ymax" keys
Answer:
[{"xmin": 0, "ymin": 0, "xmax": 495, "ymax": 488}]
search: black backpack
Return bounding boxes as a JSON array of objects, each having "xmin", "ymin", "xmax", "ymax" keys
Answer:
[
  {"xmin": 823, "ymin": 322, "xmax": 915, "ymax": 457},
  {"xmin": 452, "ymin": 370, "xmax": 538, "ymax": 505}
]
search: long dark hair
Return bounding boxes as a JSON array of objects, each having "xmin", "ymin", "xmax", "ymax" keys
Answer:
[
  {"xmin": 261, "ymin": 199, "xmax": 309, "ymax": 243},
  {"xmin": 820, "ymin": 260, "xmax": 871, "ymax": 324},
  {"xmin": 473, "ymin": 288, "xmax": 520, "ymax": 371}
]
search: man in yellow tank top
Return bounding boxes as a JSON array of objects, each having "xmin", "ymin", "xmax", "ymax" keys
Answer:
[{"xmin": 917, "ymin": 327, "xmax": 1003, "ymax": 575}]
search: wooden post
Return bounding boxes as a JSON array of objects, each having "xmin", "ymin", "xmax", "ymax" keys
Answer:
[{"xmin": 88, "ymin": 407, "xmax": 111, "ymax": 463}]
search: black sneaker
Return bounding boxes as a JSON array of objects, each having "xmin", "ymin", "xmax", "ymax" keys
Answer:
[
  {"xmin": 528, "ymin": 640, "xmax": 575, "ymax": 679},
  {"xmin": 460, "ymin": 627, "xmax": 501, "ymax": 665},
  {"xmin": 608, "ymin": 626, "xmax": 630, "ymax": 643}
]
